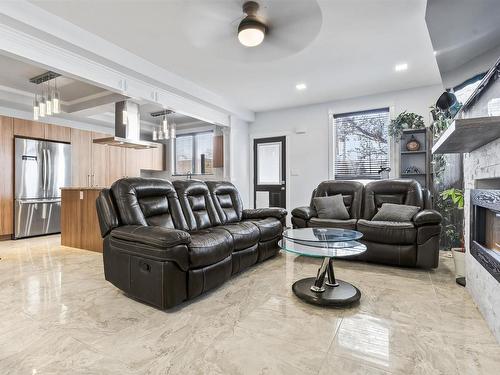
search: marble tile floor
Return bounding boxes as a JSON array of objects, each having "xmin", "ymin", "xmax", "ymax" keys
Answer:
[{"xmin": 0, "ymin": 235, "xmax": 499, "ymax": 375}]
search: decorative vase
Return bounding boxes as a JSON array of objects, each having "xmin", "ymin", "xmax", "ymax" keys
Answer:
[
  {"xmin": 452, "ymin": 248, "xmax": 466, "ymax": 286},
  {"xmin": 406, "ymin": 135, "xmax": 421, "ymax": 151}
]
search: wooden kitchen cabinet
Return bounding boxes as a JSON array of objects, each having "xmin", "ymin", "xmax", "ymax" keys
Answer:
[
  {"xmin": 107, "ymin": 146, "xmax": 126, "ymax": 185},
  {"xmin": 71, "ymin": 129, "xmax": 112, "ymax": 187},
  {"xmin": 71, "ymin": 128, "xmax": 93, "ymax": 187},
  {"xmin": 70, "ymin": 128, "xmax": 165, "ymax": 187},
  {"xmin": 91, "ymin": 132, "xmax": 109, "ymax": 187},
  {"xmin": 151, "ymin": 145, "xmax": 164, "ymax": 171},
  {"xmin": 0, "ymin": 116, "xmax": 13, "ymax": 237},
  {"xmin": 213, "ymin": 135, "xmax": 224, "ymax": 168},
  {"xmin": 13, "ymin": 118, "xmax": 45, "ymax": 139},
  {"xmin": 125, "ymin": 148, "xmax": 151, "ymax": 177},
  {"xmin": 61, "ymin": 188, "xmax": 102, "ymax": 252},
  {"xmin": 45, "ymin": 123, "xmax": 71, "ymax": 143}
]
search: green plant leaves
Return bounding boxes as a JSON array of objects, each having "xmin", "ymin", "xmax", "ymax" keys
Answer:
[
  {"xmin": 389, "ymin": 111, "xmax": 425, "ymax": 138},
  {"xmin": 440, "ymin": 188, "xmax": 464, "ymax": 209}
]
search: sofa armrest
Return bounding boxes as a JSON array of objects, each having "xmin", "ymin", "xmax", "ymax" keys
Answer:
[
  {"xmin": 242, "ymin": 208, "xmax": 287, "ymax": 220},
  {"xmin": 291, "ymin": 206, "xmax": 317, "ymax": 220},
  {"xmin": 413, "ymin": 210, "xmax": 443, "ymax": 227},
  {"xmin": 110, "ymin": 225, "xmax": 191, "ymax": 248}
]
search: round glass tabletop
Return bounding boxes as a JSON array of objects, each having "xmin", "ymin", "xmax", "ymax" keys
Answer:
[
  {"xmin": 279, "ymin": 238, "xmax": 367, "ymax": 258},
  {"xmin": 283, "ymin": 228, "xmax": 363, "ymax": 243}
]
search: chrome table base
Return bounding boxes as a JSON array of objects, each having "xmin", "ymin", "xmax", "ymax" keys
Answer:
[{"xmin": 292, "ymin": 257, "xmax": 361, "ymax": 307}]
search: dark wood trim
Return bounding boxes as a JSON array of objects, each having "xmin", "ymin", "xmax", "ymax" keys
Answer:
[
  {"xmin": 471, "ymin": 241, "xmax": 500, "ymax": 283},
  {"xmin": 253, "ymin": 136, "xmax": 286, "ymax": 209}
]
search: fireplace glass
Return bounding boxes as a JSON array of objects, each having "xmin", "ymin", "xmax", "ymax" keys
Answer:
[
  {"xmin": 471, "ymin": 189, "xmax": 500, "ymax": 282},
  {"xmin": 485, "ymin": 209, "xmax": 500, "ymax": 252}
]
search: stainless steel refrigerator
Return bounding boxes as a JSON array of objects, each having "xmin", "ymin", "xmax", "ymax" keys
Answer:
[{"xmin": 14, "ymin": 138, "xmax": 71, "ymax": 239}]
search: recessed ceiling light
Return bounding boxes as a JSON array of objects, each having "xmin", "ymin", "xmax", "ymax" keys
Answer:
[
  {"xmin": 395, "ymin": 63, "xmax": 408, "ymax": 72},
  {"xmin": 433, "ymin": 51, "xmax": 437, "ymax": 56},
  {"xmin": 296, "ymin": 83, "xmax": 307, "ymax": 90}
]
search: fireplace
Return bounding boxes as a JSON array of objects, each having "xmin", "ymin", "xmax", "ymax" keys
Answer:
[{"xmin": 471, "ymin": 189, "xmax": 500, "ymax": 282}]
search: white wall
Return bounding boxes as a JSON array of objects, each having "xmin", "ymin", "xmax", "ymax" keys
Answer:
[
  {"xmin": 229, "ymin": 116, "xmax": 250, "ymax": 208},
  {"xmin": 441, "ymin": 44, "xmax": 500, "ymax": 89},
  {"xmin": 249, "ymin": 84, "xmax": 443, "ymax": 210}
]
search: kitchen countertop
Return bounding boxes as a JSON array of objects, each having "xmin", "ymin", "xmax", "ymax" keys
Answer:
[{"xmin": 60, "ymin": 187, "xmax": 108, "ymax": 190}]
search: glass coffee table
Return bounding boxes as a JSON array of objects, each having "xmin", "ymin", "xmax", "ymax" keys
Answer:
[{"xmin": 279, "ymin": 227, "xmax": 367, "ymax": 307}]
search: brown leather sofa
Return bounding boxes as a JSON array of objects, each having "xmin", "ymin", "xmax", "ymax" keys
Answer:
[
  {"xmin": 96, "ymin": 178, "xmax": 286, "ymax": 309},
  {"xmin": 291, "ymin": 179, "xmax": 442, "ymax": 268}
]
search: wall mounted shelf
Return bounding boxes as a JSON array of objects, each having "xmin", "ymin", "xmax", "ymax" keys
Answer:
[
  {"xmin": 401, "ymin": 150, "xmax": 427, "ymax": 155},
  {"xmin": 432, "ymin": 116, "xmax": 500, "ymax": 154},
  {"xmin": 399, "ymin": 128, "xmax": 431, "ymax": 188}
]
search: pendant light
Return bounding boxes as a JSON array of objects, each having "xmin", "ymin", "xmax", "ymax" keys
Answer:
[
  {"xmin": 152, "ymin": 127, "xmax": 158, "ymax": 141},
  {"xmin": 170, "ymin": 122, "xmax": 176, "ymax": 139},
  {"xmin": 162, "ymin": 114, "xmax": 169, "ymax": 134},
  {"xmin": 33, "ymin": 94, "xmax": 40, "ymax": 121},
  {"xmin": 158, "ymin": 128, "xmax": 164, "ymax": 140},
  {"xmin": 46, "ymin": 82, "xmax": 53, "ymax": 116},
  {"xmin": 52, "ymin": 78, "xmax": 60, "ymax": 114},
  {"xmin": 39, "ymin": 85, "xmax": 46, "ymax": 117},
  {"xmin": 164, "ymin": 114, "xmax": 170, "ymax": 139},
  {"xmin": 30, "ymin": 71, "xmax": 62, "ymax": 120}
]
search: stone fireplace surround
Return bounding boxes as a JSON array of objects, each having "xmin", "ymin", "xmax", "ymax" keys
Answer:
[{"xmin": 464, "ymin": 140, "xmax": 500, "ymax": 343}]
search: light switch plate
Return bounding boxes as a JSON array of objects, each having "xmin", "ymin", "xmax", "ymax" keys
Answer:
[{"xmin": 80, "ymin": 191, "xmax": 84, "ymax": 200}]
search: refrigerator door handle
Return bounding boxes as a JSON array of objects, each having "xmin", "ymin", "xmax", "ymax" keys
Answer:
[
  {"xmin": 17, "ymin": 198, "xmax": 61, "ymax": 204},
  {"xmin": 47, "ymin": 148, "xmax": 52, "ymax": 193},
  {"xmin": 42, "ymin": 148, "xmax": 47, "ymax": 194}
]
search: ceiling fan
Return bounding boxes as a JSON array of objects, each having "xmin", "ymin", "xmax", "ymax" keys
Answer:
[
  {"xmin": 182, "ymin": 0, "xmax": 322, "ymax": 62},
  {"xmin": 237, "ymin": 1, "xmax": 267, "ymax": 47}
]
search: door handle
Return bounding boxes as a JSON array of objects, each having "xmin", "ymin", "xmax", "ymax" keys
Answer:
[
  {"xmin": 87, "ymin": 174, "xmax": 90, "ymax": 187},
  {"xmin": 92, "ymin": 174, "xmax": 96, "ymax": 186}
]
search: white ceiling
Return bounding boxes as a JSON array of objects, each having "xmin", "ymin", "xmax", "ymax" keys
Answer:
[
  {"xmin": 0, "ymin": 53, "xmax": 207, "ymax": 132},
  {"xmin": 0, "ymin": 53, "xmax": 106, "ymax": 102},
  {"xmin": 29, "ymin": 0, "xmax": 442, "ymax": 112},
  {"xmin": 426, "ymin": 0, "xmax": 500, "ymax": 74}
]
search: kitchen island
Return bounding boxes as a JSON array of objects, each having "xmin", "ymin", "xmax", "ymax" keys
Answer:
[{"xmin": 61, "ymin": 187, "xmax": 104, "ymax": 252}]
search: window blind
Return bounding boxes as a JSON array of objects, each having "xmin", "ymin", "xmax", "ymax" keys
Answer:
[{"xmin": 333, "ymin": 108, "xmax": 390, "ymax": 180}]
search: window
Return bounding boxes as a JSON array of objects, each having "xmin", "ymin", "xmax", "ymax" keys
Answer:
[
  {"xmin": 174, "ymin": 131, "xmax": 214, "ymax": 175},
  {"xmin": 333, "ymin": 108, "xmax": 389, "ymax": 180},
  {"xmin": 453, "ymin": 73, "xmax": 486, "ymax": 105}
]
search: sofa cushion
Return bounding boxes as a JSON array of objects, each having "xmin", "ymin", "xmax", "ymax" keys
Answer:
[
  {"xmin": 313, "ymin": 195, "xmax": 350, "ymax": 220},
  {"xmin": 308, "ymin": 218, "xmax": 357, "ymax": 230},
  {"xmin": 243, "ymin": 217, "xmax": 282, "ymax": 241},
  {"xmin": 173, "ymin": 180, "xmax": 221, "ymax": 231},
  {"xmin": 363, "ymin": 179, "xmax": 424, "ymax": 220},
  {"xmin": 187, "ymin": 228, "xmax": 234, "ymax": 268},
  {"xmin": 357, "ymin": 219, "xmax": 416, "ymax": 245},
  {"xmin": 372, "ymin": 203, "xmax": 420, "ymax": 222},
  {"xmin": 314, "ymin": 180, "xmax": 364, "ymax": 219},
  {"xmin": 206, "ymin": 181, "xmax": 244, "ymax": 224},
  {"xmin": 218, "ymin": 222, "xmax": 260, "ymax": 251},
  {"xmin": 111, "ymin": 177, "xmax": 188, "ymax": 230}
]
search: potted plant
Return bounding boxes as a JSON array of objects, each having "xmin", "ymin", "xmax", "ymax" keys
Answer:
[
  {"xmin": 440, "ymin": 188, "xmax": 465, "ymax": 286},
  {"xmin": 388, "ymin": 111, "xmax": 425, "ymax": 138},
  {"xmin": 430, "ymin": 105, "xmax": 452, "ymax": 140}
]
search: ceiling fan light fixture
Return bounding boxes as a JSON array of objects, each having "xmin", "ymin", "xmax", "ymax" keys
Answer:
[
  {"xmin": 238, "ymin": 20, "xmax": 266, "ymax": 47},
  {"xmin": 238, "ymin": 1, "xmax": 266, "ymax": 47}
]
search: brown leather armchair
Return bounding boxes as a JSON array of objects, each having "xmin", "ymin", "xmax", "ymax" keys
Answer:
[{"xmin": 291, "ymin": 179, "xmax": 442, "ymax": 268}]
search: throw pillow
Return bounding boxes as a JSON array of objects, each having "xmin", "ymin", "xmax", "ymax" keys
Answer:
[
  {"xmin": 371, "ymin": 203, "xmax": 420, "ymax": 222},
  {"xmin": 313, "ymin": 195, "xmax": 350, "ymax": 220}
]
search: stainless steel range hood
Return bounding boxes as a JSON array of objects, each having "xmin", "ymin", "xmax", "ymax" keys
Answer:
[{"xmin": 93, "ymin": 101, "xmax": 158, "ymax": 149}]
